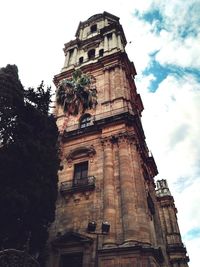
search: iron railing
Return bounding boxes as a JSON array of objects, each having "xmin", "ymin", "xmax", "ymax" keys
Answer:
[
  {"xmin": 62, "ymin": 106, "xmax": 133, "ymax": 133},
  {"xmin": 60, "ymin": 176, "xmax": 95, "ymax": 194}
]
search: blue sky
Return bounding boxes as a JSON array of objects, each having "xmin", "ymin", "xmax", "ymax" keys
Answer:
[{"xmin": 0, "ymin": 0, "xmax": 199, "ymax": 266}]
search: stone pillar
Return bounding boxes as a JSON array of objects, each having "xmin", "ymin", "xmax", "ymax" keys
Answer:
[
  {"xmin": 119, "ymin": 67, "xmax": 127, "ymax": 99},
  {"xmin": 112, "ymin": 32, "xmax": 117, "ymax": 49},
  {"xmin": 104, "ymin": 69, "xmax": 110, "ymax": 102},
  {"xmin": 104, "ymin": 35, "xmax": 108, "ymax": 52},
  {"xmin": 121, "ymin": 68, "xmax": 129, "ymax": 100},
  {"xmin": 163, "ymin": 206, "xmax": 171, "ymax": 234},
  {"xmin": 131, "ymin": 141, "xmax": 151, "ymax": 244},
  {"xmin": 64, "ymin": 51, "xmax": 70, "ymax": 68},
  {"xmin": 117, "ymin": 35, "xmax": 123, "ymax": 51},
  {"xmin": 73, "ymin": 47, "xmax": 78, "ymax": 65},
  {"xmin": 169, "ymin": 205, "xmax": 180, "ymax": 234},
  {"xmin": 115, "ymin": 67, "xmax": 121, "ymax": 98},
  {"xmin": 118, "ymin": 134, "xmax": 138, "ymax": 243},
  {"xmin": 102, "ymin": 138, "xmax": 116, "ymax": 246},
  {"xmin": 79, "ymin": 28, "xmax": 83, "ymax": 39}
]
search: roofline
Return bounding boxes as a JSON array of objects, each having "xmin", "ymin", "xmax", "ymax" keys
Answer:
[{"xmin": 75, "ymin": 11, "xmax": 120, "ymax": 38}]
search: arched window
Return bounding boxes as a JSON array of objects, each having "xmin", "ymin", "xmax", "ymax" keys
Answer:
[
  {"xmin": 80, "ymin": 114, "xmax": 92, "ymax": 128},
  {"xmin": 90, "ymin": 24, "xmax": 97, "ymax": 33},
  {"xmin": 79, "ymin": 56, "xmax": 83, "ymax": 64},
  {"xmin": 88, "ymin": 49, "xmax": 95, "ymax": 60}
]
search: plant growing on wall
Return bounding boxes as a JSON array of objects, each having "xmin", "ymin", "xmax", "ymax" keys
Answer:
[{"xmin": 56, "ymin": 69, "xmax": 97, "ymax": 116}]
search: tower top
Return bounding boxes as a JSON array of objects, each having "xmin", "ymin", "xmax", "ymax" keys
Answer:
[
  {"xmin": 75, "ymin": 11, "xmax": 120, "ymax": 38},
  {"xmin": 61, "ymin": 11, "xmax": 127, "ymax": 72},
  {"xmin": 156, "ymin": 179, "xmax": 172, "ymax": 197}
]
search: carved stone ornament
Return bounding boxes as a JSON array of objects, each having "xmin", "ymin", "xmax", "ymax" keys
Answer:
[
  {"xmin": 66, "ymin": 146, "xmax": 96, "ymax": 164},
  {"xmin": 0, "ymin": 249, "xmax": 39, "ymax": 267}
]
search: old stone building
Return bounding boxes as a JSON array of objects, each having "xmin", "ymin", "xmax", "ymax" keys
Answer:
[{"xmin": 47, "ymin": 12, "xmax": 189, "ymax": 267}]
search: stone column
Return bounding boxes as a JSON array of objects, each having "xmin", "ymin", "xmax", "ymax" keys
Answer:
[
  {"xmin": 169, "ymin": 205, "xmax": 180, "ymax": 234},
  {"xmin": 102, "ymin": 138, "xmax": 116, "ymax": 246},
  {"xmin": 115, "ymin": 66, "xmax": 121, "ymax": 98},
  {"xmin": 112, "ymin": 32, "xmax": 117, "ymax": 49},
  {"xmin": 117, "ymin": 35, "xmax": 123, "ymax": 51},
  {"xmin": 118, "ymin": 134, "xmax": 138, "ymax": 243},
  {"xmin": 104, "ymin": 69, "xmax": 110, "ymax": 102},
  {"xmin": 121, "ymin": 68, "xmax": 129, "ymax": 99},
  {"xmin": 73, "ymin": 47, "xmax": 78, "ymax": 65},
  {"xmin": 79, "ymin": 28, "xmax": 83, "ymax": 39},
  {"xmin": 119, "ymin": 67, "xmax": 126, "ymax": 99},
  {"xmin": 64, "ymin": 51, "xmax": 70, "ymax": 68},
  {"xmin": 163, "ymin": 205, "xmax": 172, "ymax": 234},
  {"xmin": 131, "ymin": 142, "xmax": 151, "ymax": 244},
  {"xmin": 104, "ymin": 35, "xmax": 108, "ymax": 52}
]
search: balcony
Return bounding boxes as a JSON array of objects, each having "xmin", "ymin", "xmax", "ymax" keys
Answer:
[
  {"xmin": 62, "ymin": 106, "xmax": 134, "ymax": 133},
  {"xmin": 60, "ymin": 176, "xmax": 95, "ymax": 195}
]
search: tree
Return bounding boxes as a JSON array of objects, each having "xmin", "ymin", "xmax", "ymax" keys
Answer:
[
  {"xmin": 56, "ymin": 69, "xmax": 97, "ymax": 116},
  {"xmin": 0, "ymin": 65, "xmax": 60, "ymax": 265}
]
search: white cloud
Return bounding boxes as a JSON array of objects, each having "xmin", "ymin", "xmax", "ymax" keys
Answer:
[
  {"xmin": 155, "ymin": 31, "xmax": 200, "ymax": 69},
  {"xmin": 141, "ymin": 73, "xmax": 200, "ymax": 184},
  {"xmin": 138, "ymin": 73, "xmax": 200, "ymax": 266},
  {"xmin": 124, "ymin": 0, "xmax": 200, "ymax": 71}
]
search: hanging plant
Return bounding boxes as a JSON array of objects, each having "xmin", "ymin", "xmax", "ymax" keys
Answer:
[{"xmin": 56, "ymin": 69, "xmax": 97, "ymax": 116}]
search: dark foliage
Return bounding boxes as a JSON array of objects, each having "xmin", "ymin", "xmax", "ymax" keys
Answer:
[{"xmin": 0, "ymin": 65, "xmax": 60, "ymax": 265}]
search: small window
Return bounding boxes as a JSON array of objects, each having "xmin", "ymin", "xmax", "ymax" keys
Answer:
[
  {"xmin": 99, "ymin": 49, "xmax": 104, "ymax": 57},
  {"xmin": 90, "ymin": 24, "xmax": 97, "ymax": 33},
  {"xmin": 79, "ymin": 57, "xmax": 83, "ymax": 64},
  {"xmin": 88, "ymin": 49, "xmax": 95, "ymax": 60},
  {"xmin": 74, "ymin": 161, "xmax": 88, "ymax": 182},
  {"xmin": 80, "ymin": 114, "xmax": 91, "ymax": 128}
]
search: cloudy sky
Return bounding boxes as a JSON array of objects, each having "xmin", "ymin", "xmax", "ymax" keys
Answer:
[{"xmin": 1, "ymin": 0, "xmax": 199, "ymax": 265}]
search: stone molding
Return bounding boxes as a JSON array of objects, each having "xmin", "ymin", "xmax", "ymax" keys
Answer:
[{"xmin": 66, "ymin": 146, "xmax": 96, "ymax": 166}]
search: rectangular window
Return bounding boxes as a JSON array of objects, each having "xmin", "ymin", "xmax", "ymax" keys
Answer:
[{"xmin": 74, "ymin": 161, "xmax": 88, "ymax": 181}]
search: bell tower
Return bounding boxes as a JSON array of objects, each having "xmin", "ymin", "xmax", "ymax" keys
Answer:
[{"xmin": 48, "ymin": 12, "xmax": 189, "ymax": 267}]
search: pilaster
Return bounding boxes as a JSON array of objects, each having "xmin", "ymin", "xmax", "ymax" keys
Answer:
[
  {"xmin": 130, "ymin": 139, "xmax": 151, "ymax": 244},
  {"xmin": 104, "ymin": 69, "xmax": 110, "ymax": 102},
  {"xmin": 104, "ymin": 35, "xmax": 108, "ymax": 52},
  {"xmin": 117, "ymin": 134, "xmax": 138, "ymax": 244},
  {"xmin": 101, "ymin": 137, "xmax": 116, "ymax": 246},
  {"xmin": 64, "ymin": 51, "xmax": 70, "ymax": 68}
]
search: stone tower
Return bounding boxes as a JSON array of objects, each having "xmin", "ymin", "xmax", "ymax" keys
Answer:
[
  {"xmin": 47, "ymin": 12, "xmax": 189, "ymax": 267},
  {"xmin": 156, "ymin": 180, "xmax": 189, "ymax": 266}
]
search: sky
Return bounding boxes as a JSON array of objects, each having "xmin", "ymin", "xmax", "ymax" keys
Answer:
[{"xmin": 1, "ymin": 0, "xmax": 200, "ymax": 265}]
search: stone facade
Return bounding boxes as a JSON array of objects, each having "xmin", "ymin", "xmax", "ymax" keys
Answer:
[{"xmin": 47, "ymin": 12, "xmax": 189, "ymax": 267}]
